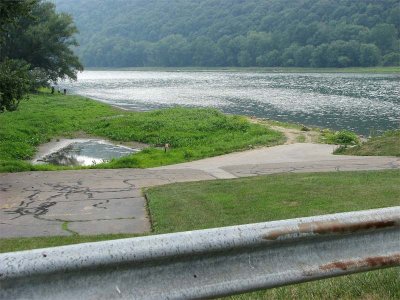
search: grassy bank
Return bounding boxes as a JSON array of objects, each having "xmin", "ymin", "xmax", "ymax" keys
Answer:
[
  {"xmin": 145, "ymin": 170, "xmax": 400, "ymax": 299},
  {"xmin": 0, "ymin": 91, "xmax": 283, "ymax": 172},
  {"xmin": 335, "ymin": 130, "xmax": 400, "ymax": 157},
  {"xmin": 87, "ymin": 66, "xmax": 400, "ymax": 74}
]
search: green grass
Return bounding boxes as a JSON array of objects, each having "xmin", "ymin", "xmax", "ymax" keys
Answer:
[
  {"xmin": 335, "ymin": 130, "xmax": 400, "ymax": 157},
  {"xmin": 146, "ymin": 170, "xmax": 400, "ymax": 233},
  {"xmin": 0, "ymin": 91, "xmax": 283, "ymax": 172},
  {"xmin": 227, "ymin": 267, "xmax": 400, "ymax": 300},
  {"xmin": 144, "ymin": 170, "xmax": 400, "ymax": 299},
  {"xmin": 0, "ymin": 234, "xmax": 139, "ymax": 253},
  {"xmin": 319, "ymin": 129, "xmax": 360, "ymax": 145}
]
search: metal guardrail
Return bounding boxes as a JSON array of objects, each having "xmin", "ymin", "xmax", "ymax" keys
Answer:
[{"xmin": 1, "ymin": 206, "xmax": 399, "ymax": 299}]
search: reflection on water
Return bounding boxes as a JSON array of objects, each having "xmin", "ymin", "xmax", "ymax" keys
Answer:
[
  {"xmin": 62, "ymin": 71, "xmax": 400, "ymax": 135},
  {"xmin": 40, "ymin": 140, "xmax": 138, "ymax": 166}
]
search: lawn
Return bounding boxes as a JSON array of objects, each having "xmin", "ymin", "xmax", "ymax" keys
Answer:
[
  {"xmin": 0, "ymin": 91, "xmax": 283, "ymax": 172},
  {"xmin": 145, "ymin": 170, "xmax": 400, "ymax": 299},
  {"xmin": 146, "ymin": 170, "xmax": 400, "ymax": 233}
]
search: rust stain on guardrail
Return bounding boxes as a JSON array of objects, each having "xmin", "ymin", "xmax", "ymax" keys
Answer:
[
  {"xmin": 319, "ymin": 254, "xmax": 400, "ymax": 271},
  {"xmin": 263, "ymin": 219, "xmax": 398, "ymax": 241}
]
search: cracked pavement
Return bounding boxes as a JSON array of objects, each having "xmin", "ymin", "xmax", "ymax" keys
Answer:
[
  {"xmin": 0, "ymin": 169, "xmax": 214, "ymax": 237},
  {"xmin": 1, "ymin": 143, "xmax": 399, "ymax": 238}
]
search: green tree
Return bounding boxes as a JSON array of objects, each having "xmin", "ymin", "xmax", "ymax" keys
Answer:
[
  {"xmin": 269, "ymin": 50, "xmax": 283, "ymax": 67},
  {"xmin": 382, "ymin": 52, "xmax": 400, "ymax": 66},
  {"xmin": 0, "ymin": 0, "xmax": 82, "ymax": 112},
  {"xmin": 294, "ymin": 45, "xmax": 314, "ymax": 67},
  {"xmin": 369, "ymin": 23, "xmax": 397, "ymax": 53},
  {"xmin": 0, "ymin": 0, "xmax": 37, "ymax": 112},
  {"xmin": 326, "ymin": 40, "xmax": 360, "ymax": 67},
  {"xmin": 192, "ymin": 37, "xmax": 223, "ymax": 66},
  {"xmin": 2, "ymin": 1, "xmax": 83, "ymax": 82},
  {"xmin": 311, "ymin": 43, "xmax": 329, "ymax": 67},
  {"xmin": 237, "ymin": 50, "xmax": 252, "ymax": 67},
  {"xmin": 282, "ymin": 44, "xmax": 300, "ymax": 67},
  {"xmin": 0, "ymin": 0, "xmax": 36, "ymax": 34},
  {"xmin": 0, "ymin": 59, "xmax": 31, "ymax": 112},
  {"xmin": 359, "ymin": 43, "xmax": 381, "ymax": 66},
  {"xmin": 155, "ymin": 35, "xmax": 191, "ymax": 66},
  {"xmin": 52, "ymin": 0, "xmax": 400, "ymax": 68}
]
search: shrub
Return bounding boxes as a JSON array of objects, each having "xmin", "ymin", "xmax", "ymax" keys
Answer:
[{"xmin": 321, "ymin": 130, "xmax": 360, "ymax": 145}]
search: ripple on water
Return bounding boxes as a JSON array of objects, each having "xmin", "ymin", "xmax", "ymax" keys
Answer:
[{"xmin": 61, "ymin": 71, "xmax": 400, "ymax": 135}]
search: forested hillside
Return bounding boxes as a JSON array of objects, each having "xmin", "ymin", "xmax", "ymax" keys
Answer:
[{"xmin": 55, "ymin": 0, "xmax": 400, "ymax": 68}]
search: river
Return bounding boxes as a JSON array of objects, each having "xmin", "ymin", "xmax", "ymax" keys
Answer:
[{"xmin": 61, "ymin": 70, "xmax": 400, "ymax": 135}]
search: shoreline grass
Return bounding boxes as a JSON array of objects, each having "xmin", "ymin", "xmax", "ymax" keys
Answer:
[
  {"xmin": 0, "ymin": 91, "xmax": 284, "ymax": 173},
  {"xmin": 335, "ymin": 130, "xmax": 400, "ymax": 157}
]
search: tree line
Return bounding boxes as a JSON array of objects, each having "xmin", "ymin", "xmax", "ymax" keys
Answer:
[
  {"xmin": 0, "ymin": 0, "xmax": 82, "ymax": 112},
  {"xmin": 56, "ymin": 0, "xmax": 400, "ymax": 68}
]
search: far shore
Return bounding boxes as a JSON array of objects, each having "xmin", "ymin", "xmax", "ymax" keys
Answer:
[{"xmin": 83, "ymin": 66, "xmax": 400, "ymax": 74}]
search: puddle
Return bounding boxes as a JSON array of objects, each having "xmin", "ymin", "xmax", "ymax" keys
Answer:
[{"xmin": 33, "ymin": 139, "xmax": 140, "ymax": 166}]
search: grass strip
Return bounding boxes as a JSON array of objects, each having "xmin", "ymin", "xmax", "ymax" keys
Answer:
[{"xmin": 0, "ymin": 234, "xmax": 139, "ymax": 253}]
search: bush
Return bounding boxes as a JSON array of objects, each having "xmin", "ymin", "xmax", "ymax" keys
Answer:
[{"xmin": 321, "ymin": 130, "xmax": 360, "ymax": 145}]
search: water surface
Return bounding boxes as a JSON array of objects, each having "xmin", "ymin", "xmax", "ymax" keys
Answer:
[
  {"xmin": 62, "ymin": 71, "xmax": 400, "ymax": 135},
  {"xmin": 34, "ymin": 139, "xmax": 139, "ymax": 166}
]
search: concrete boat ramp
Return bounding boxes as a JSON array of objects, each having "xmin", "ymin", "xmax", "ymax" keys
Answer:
[{"xmin": 1, "ymin": 143, "xmax": 399, "ymax": 238}]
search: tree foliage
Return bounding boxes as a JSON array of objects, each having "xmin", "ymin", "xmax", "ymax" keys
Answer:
[
  {"xmin": 0, "ymin": 0, "xmax": 36, "ymax": 32},
  {"xmin": 56, "ymin": 0, "xmax": 400, "ymax": 68},
  {"xmin": 0, "ymin": 59, "xmax": 31, "ymax": 112},
  {"xmin": 0, "ymin": 0, "xmax": 82, "ymax": 112}
]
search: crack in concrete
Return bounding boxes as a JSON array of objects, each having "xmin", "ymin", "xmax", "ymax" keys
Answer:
[
  {"xmin": 5, "ymin": 200, "xmax": 58, "ymax": 220},
  {"xmin": 93, "ymin": 199, "xmax": 110, "ymax": 209},
  {"xmin": 2, "ymin": 152, "xmax": 398, "ymax": 237}
]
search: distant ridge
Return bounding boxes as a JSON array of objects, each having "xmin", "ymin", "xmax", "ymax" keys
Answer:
[{"xmin": 55, "ymin": 0, "xmax": 400, "ymax": 68}]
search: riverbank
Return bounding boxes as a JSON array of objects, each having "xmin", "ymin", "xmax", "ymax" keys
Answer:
[
  {"xmin": 0, "ymin": 91, "xmax": 284, "ymax": 172},
  {"xmin": 85, "ymin": 66, "xmax": 400, "ymax": 74}
]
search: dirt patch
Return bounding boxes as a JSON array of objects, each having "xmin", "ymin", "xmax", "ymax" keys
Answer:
[
  {"xmin": 247, "ymin": 117, "xmax": 320, "ymax": 144},
  {"xmin": 270, "ymin": 126, "xmax": 320, "ymax": 144}
]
